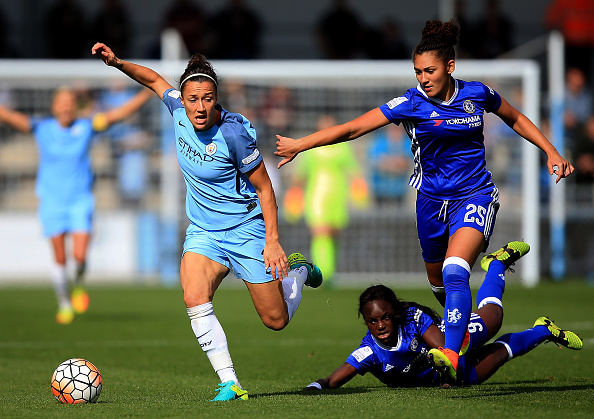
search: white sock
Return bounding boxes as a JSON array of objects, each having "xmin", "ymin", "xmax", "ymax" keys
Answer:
[
  {"xmin": 187, "ymin": 302, "xmax": 241, "ymax": 388},
  {"xmin": 51, "ymin": 263, "xmax": 70, "ymax": 309},
  {"xmin": 282, "ymin": 266, "xmax": 307, "ymax": 321}
]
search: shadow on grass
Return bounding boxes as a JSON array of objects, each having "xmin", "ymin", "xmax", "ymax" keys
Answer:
[
  {"xmin": 249, "ymin": 387, "xmax": 373, "ymax": 399},
  {"xmin": 448, "ymin": 381, "xmax": 594, "ymax": 398}
]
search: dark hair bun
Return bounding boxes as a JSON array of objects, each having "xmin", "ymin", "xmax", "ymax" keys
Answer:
[{"xmin": 421, "ymin": 19, "xmax": 460, "ymax": 48}]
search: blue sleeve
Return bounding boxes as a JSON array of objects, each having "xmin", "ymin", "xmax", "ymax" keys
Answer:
[
  {"xmin": 161, "ymin": 88, "xmax": 184, "ymax": 115},
  {"xmin": 415, "ymin": 309, "xmax": 437, "ymax": 336},
  {"xmin": 345, "ymin": 344, "xmax": 376, "ymax": 375},
  {"xmin": 379, "ymin": 90, "xmax": 414, "ymax": 124},
  {"xmin": 481, "ymin": 83, "xmax": 502, "ymax": 113},
  {"xmin": 220, "ymin": 119, "xmax": 263, "ymax": 174}
]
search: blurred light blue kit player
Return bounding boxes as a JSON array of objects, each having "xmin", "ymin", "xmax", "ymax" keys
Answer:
[
  {"xmin": 275, "ymin": 19, "xmax": 574, "ymax": 384},
  {"xmin": 92, "ymin": 42, "xmax": 323, "ymax": 401},
  {"xmin": 0, "ymin": 87, "xmax": 152, "ymax": 324}
]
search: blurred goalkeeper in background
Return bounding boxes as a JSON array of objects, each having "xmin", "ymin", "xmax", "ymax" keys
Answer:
[{"xmin": 0, "ymin": 87, "xmax": 152, "ymax": 324}]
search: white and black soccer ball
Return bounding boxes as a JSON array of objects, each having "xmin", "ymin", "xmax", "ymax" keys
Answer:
[{"xmin": 50, "ymin": 358, "xmax": 102, "ymax": 404}]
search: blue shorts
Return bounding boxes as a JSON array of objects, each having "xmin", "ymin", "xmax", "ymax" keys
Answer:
[
  {"xmin": 416, "ymin": 188, "xmax": 500, "ymax": 263},
  {"xmin": 183, "ymin": 214, "xmax": 272, "ymax": 284},
  {"xmin": 38, "ymin": 194, "xmax": 95, "ymax": 237}
]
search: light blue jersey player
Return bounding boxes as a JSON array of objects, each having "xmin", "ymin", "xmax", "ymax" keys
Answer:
[
  {"xmin": 305, "ymin": 248, "xmax": 582, "ymax": 390},
  {"xmin": 0, "ymin": 87, "xmax": 152, "ymax": 324},
  {"xmin": 276, "ymin": 19, "xmax": 574, "ymax": 383},
  {"xmin": 93, "ymin": 41, "xmax": 323, "ymax": 402}
]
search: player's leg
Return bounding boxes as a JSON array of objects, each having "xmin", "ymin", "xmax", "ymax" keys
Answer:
[
  {"xmin": 181, "ymin": 251, "xmax": 248, "ymax": 401},
  {"xmin": 415, "ymin": 193, "xmax": 448, "ymax": 307},
  {"xmin": 50, "ymin": 233, "xmax": 74, "ymax": 324},
  {"xmin": 40, "ymin": 200, "xmax": 73, "ymax": 323},
  {"xmin": 69, "ymin": 195, "xmax": 94, "ymax": 314},
  {"xmin": 429, "ymin": 227, "xmax": 484, "ymax": 380},
  {"xmin": 475, "ymin": 241, "xmax": 531, "ymax": 338},
  {"xmin": 229, "ymin": 215, "xmax": 322, "ymax": 330},
  {"xmin": 243, "ymin": 251, "xmax": 322, "ymax": 330},
  {"xmin": 425, "ymin": 261, "xmax": 445, "ymax": 307},
  {"xmin": 70, "ymin": 232, "xmax": 91, "ymax": 314},
  {"xmin": 469, "ymin": 317, "xmax": 583, "ymax": 384}
]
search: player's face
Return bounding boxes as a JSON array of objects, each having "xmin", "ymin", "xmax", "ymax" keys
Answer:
[
  {"xmin": 413, "ymin": 52, "xmax": 455, "ymax": 101},
  {"xmin": 362, "ymin": 300, "xmax": 397, "ymax": 346},
  {"xmin": 181, "ymin": 81, "xmax": 219, "ymax": 131},
  {"xmin": 51, "ymin": 90, "xmax": 78, "ymax": 128}
]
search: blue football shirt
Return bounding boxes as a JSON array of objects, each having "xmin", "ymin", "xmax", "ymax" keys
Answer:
[
  {"xmin": 379, "ymin": 79, "xmax": 502, "ymax": 200},
  {"xmin": 31, "ymin": 117, "xmax": 96, "ymax": 204},
  {"xmin": 162, "ymin": 88, "xmax": 263, "ymax": 230},
  {"xmin": 345, "ymin": 307, "xmax": 439, "ymax": 387}
]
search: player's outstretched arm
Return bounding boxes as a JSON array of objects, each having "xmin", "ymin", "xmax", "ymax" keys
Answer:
[
  {"xmin": 275, "ymin": 108, "xmax": 389, "ymax": 168},
  {"xmin": 99, "ymin": 89, "xmax": 154, "ymax": 130},
  {"xmin": 304, "ymin": 363, "xmax": 358, "ymax": 390},
  {"xmin": 494, "ymin": 96, "xmax": 574, "ymax": 183},
  {"xmin": 0, "ymin": 104, "xmax": 31, "ymax": 133},
  {"xmin": 91, "ymin": 42, "xmax": 173, "ymax": 100}
]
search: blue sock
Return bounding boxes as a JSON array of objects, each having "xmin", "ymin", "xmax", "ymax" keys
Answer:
[
  {"xmin": 476, "ymin": 260, "xmax": 506, "ymax": 309},
  {"xmin": 494, "ymin": 326, "xmax": 551, "ymax": 358},
  {"xmin": 443, "ymin": 257, "xmax": 472, "ymax": 354}
]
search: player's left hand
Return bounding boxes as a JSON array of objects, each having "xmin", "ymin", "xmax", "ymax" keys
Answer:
[
  {"xmin": 264, "ymin": 241, "xmax": 289, "ymax": 281},
  {"xmin": 274, "ymin": 135, "xmax": 300, "ymax": 168},
  {"xmin": 91, "ymin": 42, "xmax": 119, "ymax": 67},
  {"xmin": 547, "ymin": 152, "xmax": 574, "ymax": 183}
]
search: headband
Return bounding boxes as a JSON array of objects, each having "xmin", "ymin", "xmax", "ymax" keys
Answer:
[{"xmin": 180, "ymin": 73, "xmax": 218, "ymax": 88}]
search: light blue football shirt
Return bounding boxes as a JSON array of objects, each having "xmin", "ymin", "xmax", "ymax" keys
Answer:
[
  {"xmin": 162, "ymin": 88, "xmax": 263, "ymax": 230},
  {"xmin": 31, "ymin": 117, "xmax": 96, "ymax": 204},
  {"xmin": 379, "ymin": 79, "xmax": 502, "ymax": 200}
]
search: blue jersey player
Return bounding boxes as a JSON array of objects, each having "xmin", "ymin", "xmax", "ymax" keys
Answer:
[
  {"xmin": 92, "ymin": 42, "xmax": 323, "ymax": 401},
  {"xmin": 0, "ymin": 87, "xmax": 152, "ymax": 324},
  {"xmin": 305, "ymin": 243, "xmax": 582, "ymax": 390},
  {"xmin": 275, "ymin": 19, "xmax": 574, "ymax": 383}
]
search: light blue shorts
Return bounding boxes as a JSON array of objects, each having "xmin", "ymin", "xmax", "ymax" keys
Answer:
[
  {"xmin": 183, "ymin": 215, "xmax": 272, "ymax": 284},
  {"xmin": 38, "ymin": 194, "xmax": 95, "ymax": 237}
]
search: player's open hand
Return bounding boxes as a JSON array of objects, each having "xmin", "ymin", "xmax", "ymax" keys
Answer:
[
  {"xmin": 274, "ymin": 135, "xmax": 301, "ymax": 168},
  {"xmin": 91, "ymin": 43, "xmax": 119, "ymax": 67},
  {"xmin": 263, "ymin": 240, "xmax": 289, "ymax": 281},
  {"xmin": 547, "ymin": 151, "xmax": 574, "ymax": 183}
]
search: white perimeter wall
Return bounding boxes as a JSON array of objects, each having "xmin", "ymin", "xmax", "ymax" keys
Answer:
[{"xmin": 0, "ymin": 211, "xmax": 137, "ymax": 284}]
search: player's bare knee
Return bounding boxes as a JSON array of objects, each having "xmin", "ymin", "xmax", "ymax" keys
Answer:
[
  {"xmin": 183, "ymin": 290, "xmax": 212, "ymax": 308},
  {"xmin": 261, "ymin": 313, "xmax": 289, "ymax": 331}
]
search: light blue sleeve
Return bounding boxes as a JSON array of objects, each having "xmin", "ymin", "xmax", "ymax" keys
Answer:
[{"xmin": 220, "ymin": 116, "xmax": 263, "ymax": 174}]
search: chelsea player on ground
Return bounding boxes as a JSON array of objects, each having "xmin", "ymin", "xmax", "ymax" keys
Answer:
[
  {"xmin": 0, "ymin": 87, "xmax": 152, "ymax": 324},
  {"xmin": 305, "ymin": 242, "xmax": 583, "ymax": 390},
  {"xmin": 276, "ymin": 19, "xmax": 574, "ymax": 384},
  {"xmin": 92, "ymin": 42, "xmax": 323, "ymax": 401}
]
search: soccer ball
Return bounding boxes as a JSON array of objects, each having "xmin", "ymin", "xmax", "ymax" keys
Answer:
[{"xmin": 51, "ymin": 358, "xmax": 102, "ymax": 404}]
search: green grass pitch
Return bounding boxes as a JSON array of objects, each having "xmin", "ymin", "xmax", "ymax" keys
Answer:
[{"xmin": 0, "ymin": 280, "xmax": 593, "ymax": 418}]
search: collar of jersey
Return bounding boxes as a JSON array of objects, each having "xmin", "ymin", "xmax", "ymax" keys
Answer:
[
  {"xmin": 370, "ymin": 326, "xmax": 402, "ymax": 351},
  {"xmin": 416, "ymin": 78, "xmax": 459, "ymax": 106}
]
